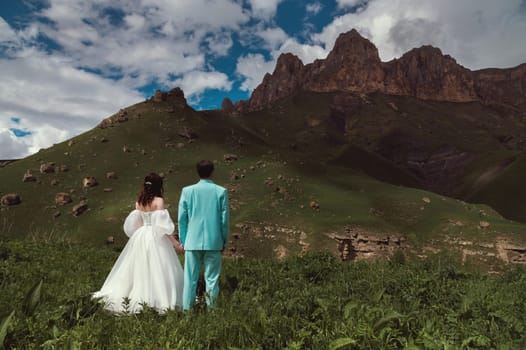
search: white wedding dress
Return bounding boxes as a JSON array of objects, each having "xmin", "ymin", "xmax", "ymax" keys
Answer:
[{"xmin": 93, "ymin": 209, "xmax": 184, "ymax": 313}]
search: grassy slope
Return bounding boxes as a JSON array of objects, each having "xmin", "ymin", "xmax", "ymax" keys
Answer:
[
  {"xmin": 1, "ymin": 93, "xmax": 526, "ymax": 257},
  {"xmin": 1, "ymin": 240, "xmax": 526, "ymax": 349}
]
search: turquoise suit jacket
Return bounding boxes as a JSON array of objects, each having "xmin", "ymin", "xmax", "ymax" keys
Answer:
[{"xmin": 178, "ymin": 179, "xmax": 229, "ymax": 250}]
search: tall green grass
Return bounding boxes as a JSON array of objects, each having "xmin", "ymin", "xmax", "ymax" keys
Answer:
[{"xmin": 1, "ymin": 240, "xmax": 525, "ymax": 349}]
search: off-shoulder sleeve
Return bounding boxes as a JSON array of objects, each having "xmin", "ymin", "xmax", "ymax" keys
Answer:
[
  {"xmin": 151, "ymin": 209, "xmax": 175, "ymax": 238},
  {"xmin": 123, "ymin": 210, "xmax": 142, "ymax": 237}
]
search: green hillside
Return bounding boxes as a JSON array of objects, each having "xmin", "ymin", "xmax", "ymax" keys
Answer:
[{"xmin": 1, "ymin": 91, "xmax": 526, "ymax": 263}]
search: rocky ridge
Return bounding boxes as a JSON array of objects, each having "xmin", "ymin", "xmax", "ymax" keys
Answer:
[{"xmin": 234, "ymin": 29, "xmax": 526, "ymax": 112}]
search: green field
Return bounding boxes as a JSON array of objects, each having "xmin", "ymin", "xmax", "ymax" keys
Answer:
[{"xmin": 1, "ymin": 239, "xmax": 525, "ymax": 349}]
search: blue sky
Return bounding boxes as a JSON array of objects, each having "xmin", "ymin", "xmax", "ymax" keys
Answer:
[{"xmin": 1, "ymin": 0, "xmax": 526, "ymax": 158}]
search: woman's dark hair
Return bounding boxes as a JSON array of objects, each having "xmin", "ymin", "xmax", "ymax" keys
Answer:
[
  {"xmin": 137, "ymin": 172, "xmax": 164, "ymax": 207},
  {"xmin": 196, "ymin": 160, "xmax": 214, "ymax": 178}
]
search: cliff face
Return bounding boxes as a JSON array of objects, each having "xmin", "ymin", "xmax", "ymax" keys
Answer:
[{"xmin": 235, "ymin": 29, "xmax": 526, "ymax": 112}]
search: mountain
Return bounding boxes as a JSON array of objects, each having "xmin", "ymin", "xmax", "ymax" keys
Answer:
[
  {"xmin": 234, "ymin": 29, "xmax": 526, "ymax": 112},
  {"xmin": 2, "ymin": 29, "xmax": 526, "ymax": 267}
]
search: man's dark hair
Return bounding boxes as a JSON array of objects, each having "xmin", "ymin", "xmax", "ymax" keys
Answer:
[{"xmin": 197, "ymin": 160, "xmax": 214, "ymax": 178}]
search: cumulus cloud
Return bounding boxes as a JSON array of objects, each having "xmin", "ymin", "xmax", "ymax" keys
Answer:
[
  {"xmin": 313, "ymin": 0, "xmax": 526, "ymax": 69},
  {"xmin": 236, "ymin": 33, "xmax": 328, "ymax": 93},
  {"xmin": 0, "ymin": 52, "xmax": 142, "ymax": 158},
  {"xmin": 236, "ymin": 53, "xmax": 277, "ymax": 91},
  {"xmin": 173, "ymin": 70, "xmax": 232, "ymax": 97},
  {"xmin": 0, "ymin": 17, "xmax": 17, "ymax": 42},
  {"xmin": 258, "ymin": 27, "xmax": 289, "ymax": 51},
  {"xmin": 248, "ymin": 0, "xmax": 284, "ymax": 18},
  {"xmin": 36, "ymin": 0, "xmax": 247, "ymax": 88},
  {"xmin": 0, "ymin": 129, "xmax": 28, "ymax": 159}
]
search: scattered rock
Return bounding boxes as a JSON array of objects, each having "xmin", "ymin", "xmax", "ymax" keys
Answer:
[
  {"xmin": 103, "ymin": 188, "xmax": 113, "ymax": 192},
  {"xmin": 479, "ymin": 209, "xmax": 488, "ymax": 217},
  {"xmin": 53, "ymin": 211, "xmax": 61, "ymax": 218},
  {"xmin": 1, "ymin": 194, "xmax": 21, "ymax": 206},
  {"xmin": 58, "ymin": 164, "xmax": 69, "ymax": 172},
  {"xmin": 230, "ymin": 174, "xmax": 240, "ymax": 181},
  {"xmin": 479, "ymin": 221, "xmax": 490, "ymax": 228},
  {"xmin": 264, "ymin": 178, "xmax": 274, "ymax": 186},
  {"xmin": 55, "ymin": 192, "xmax": 72, "ymax": 205},
  {"xmin": 83, "ymin": 176, "xmax": 98, "ymax": 188},
  {"xmin": 178, "ymin": 126, "xmax": 198, "ymax": 140},
  {"xmin": 50, "ymin": 179, "xmax": 59, "ymax": 186},
  {"xmin": 106, "ymin": 172, "xmax": 117, "ymax": 179},
  {"xmin": 72, "ymin": 201, "xmax": 88, "ymax": 217},
  {"xmin": 177, "ymin": 143, "xmax": 185, "ymax": 148},
  {"xmin": 40, "ymin": 162, "xmax": 56, "ymax": 174},
  {"xmin": 22, "ymin": 172, "xmax": 36, "ymax": 182},
  {"xmin": 224, "ymin": 154, "xmax": 238, "ymax": 161},
  {"xmin": 123, "ymin": 146, "xmax": 131, "ymax": 153},
  {"xmin": 422, "ymin": 197, "xmax": 431, "ymax": 203},
  {"xmin": 106, "ymin": 236, "xmax": 114, "ymax": 244},
  {"xmin": 310, "ymin": 201, "xmax": 320, "ymax": 210},
  {"xmin": 100, "ymin": 137, "xmax": 108, "ymax": 143},
  {"xmin": 68, "ymin": 140, "xmax": 75, "ymax": 146},
  {"xmin": 388, "ymin": 102, "xmax": 399, "ymax": 111}
]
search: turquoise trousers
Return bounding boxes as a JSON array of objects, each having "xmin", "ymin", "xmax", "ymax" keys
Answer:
[{"xmin": 183, "ymin": 250, "xmax": 222, "ymax": 310}]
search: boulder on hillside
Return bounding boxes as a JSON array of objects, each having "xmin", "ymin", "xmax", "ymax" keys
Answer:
[
  {"xmin": 106, "ymin": 171, "xmax": 117, "ymax": 179},
  {"xmin": 72, "ymin": 201, "xmax": 88, "ymax": 217},
  {"xmin": 224, "ymin": 154, "xmax": 238, "ymax": 161},
  {"xmin": 1, "ymin": 194, "xmax": 21, "ymax": 206},
  {"xmin": 310, "ymin": 201, "xmax": 320, "ymax": 210},
  {"xmin": 22, "ymin": 172, "xmax": 36, "ymax": 182},
  {"xmin": 55, "ymin": 192, "xmax": 73, "ymax": 206},
  {"xmin": 58, "ymin": 164, "xmax": 69, "ymax": 172},
  {"xmin": 40, "ymin": 162, "xmax": 56, "ymax": 174},
  {"xmin": 178, "ymin": 127, "xmax": 198, "ymax": 140},
  {"xmin": 50, "ymin": 179, "xmax": 59, "ymax": 186},
  {"xmin": 83, "ymin": 176, "xmax": 98, "ymax": 188}
]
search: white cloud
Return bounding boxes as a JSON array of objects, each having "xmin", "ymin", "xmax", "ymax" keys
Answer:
[
  {"xmin": 36, "ymin": 0, "xmax": 249, "ymax": 85},
  {"xmin": 0, "ymin": 17, "xmax": 17, "ymax": 42},
  {"xmin": 248, "ymin": 0, "xmax": 284, "ymax": 18},
  {"xmin": 278, "ymin": 39, "xmax": 328, "ymax": 64},
  {"xmin": 258, "ymin": 27, "xmax": 289, "ymax": 51},
  {"xmin": 236, "ymin": 53, "xmax": 277, "ymax": 91},
  {"xmin": 236, "ymin": 31, "xmax": 328, "ymax": 93},
  {"xmin": 336, "ymin": 0, "xmax": 368, "ymax": 9},
  {"xmin": 173, "ymin": 70, "xmax": 232, "ymax": 97},
  {"xmin": 314, "ymin": 0, "xmax": 526, "ymax": 69},
  {"xmin": 0, "ymin": 53, "xmax": 142, "ymax": 158},
  {"xmin": 306, "ymin": 3, "xmax": 322, "ymax": 15},
  {"xmin": 0, "ymin": 129, "xmax": 28, "ymax": 159}
]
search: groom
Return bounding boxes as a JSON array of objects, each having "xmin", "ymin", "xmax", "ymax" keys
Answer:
[{"xmin": 178, "ymin": 160, "xmax": 230, "ymax": 310}]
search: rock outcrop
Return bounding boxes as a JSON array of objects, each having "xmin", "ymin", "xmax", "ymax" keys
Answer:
[
  {"xmin": 235, "ymin": 29, "xmax": 526, "ymax": 112},
  {"xmin": 152, "ymin": 87, "xmax": 187, "ymax": 109},
  {"xmin": 1, "ymin": 194, "xmax": 21, "ymax": 206}
]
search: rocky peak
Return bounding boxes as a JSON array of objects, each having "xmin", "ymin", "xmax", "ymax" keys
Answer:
[
  {"xmin": 239, "ymin": 53, "xmax": 306, "ymax": 112},
  {"xmin": 152, "ymin": 87, "xmax": 187, "ymax": 108},
  {"xmin": 384, "ymin": 45, "xmax": 477, "ymax": 101},
  {"xmin": 326, "ymin": 29, "xmax": 381, "ymax": 64},
  {"xmin": 273, "ymin": 53, "xmax": 304, "ymax": 76},
  {"xmin": 235, "ymin": 28, "xmax": 526, "ymax": 112}
]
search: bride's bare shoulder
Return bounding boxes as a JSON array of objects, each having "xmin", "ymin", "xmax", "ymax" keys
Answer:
[{"xmin": 151, "ymin": 197, "xmax": 165, "ymax": 210}]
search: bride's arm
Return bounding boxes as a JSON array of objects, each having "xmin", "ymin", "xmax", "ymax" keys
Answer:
[{"xmin": 167, "ymin": 234, "xmax": 184, "ymax": 253}]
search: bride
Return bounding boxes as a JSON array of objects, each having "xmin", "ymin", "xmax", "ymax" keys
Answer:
[{"xmin": 93, "ymin": 173, "xmax": 184, "ymax": 313}]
